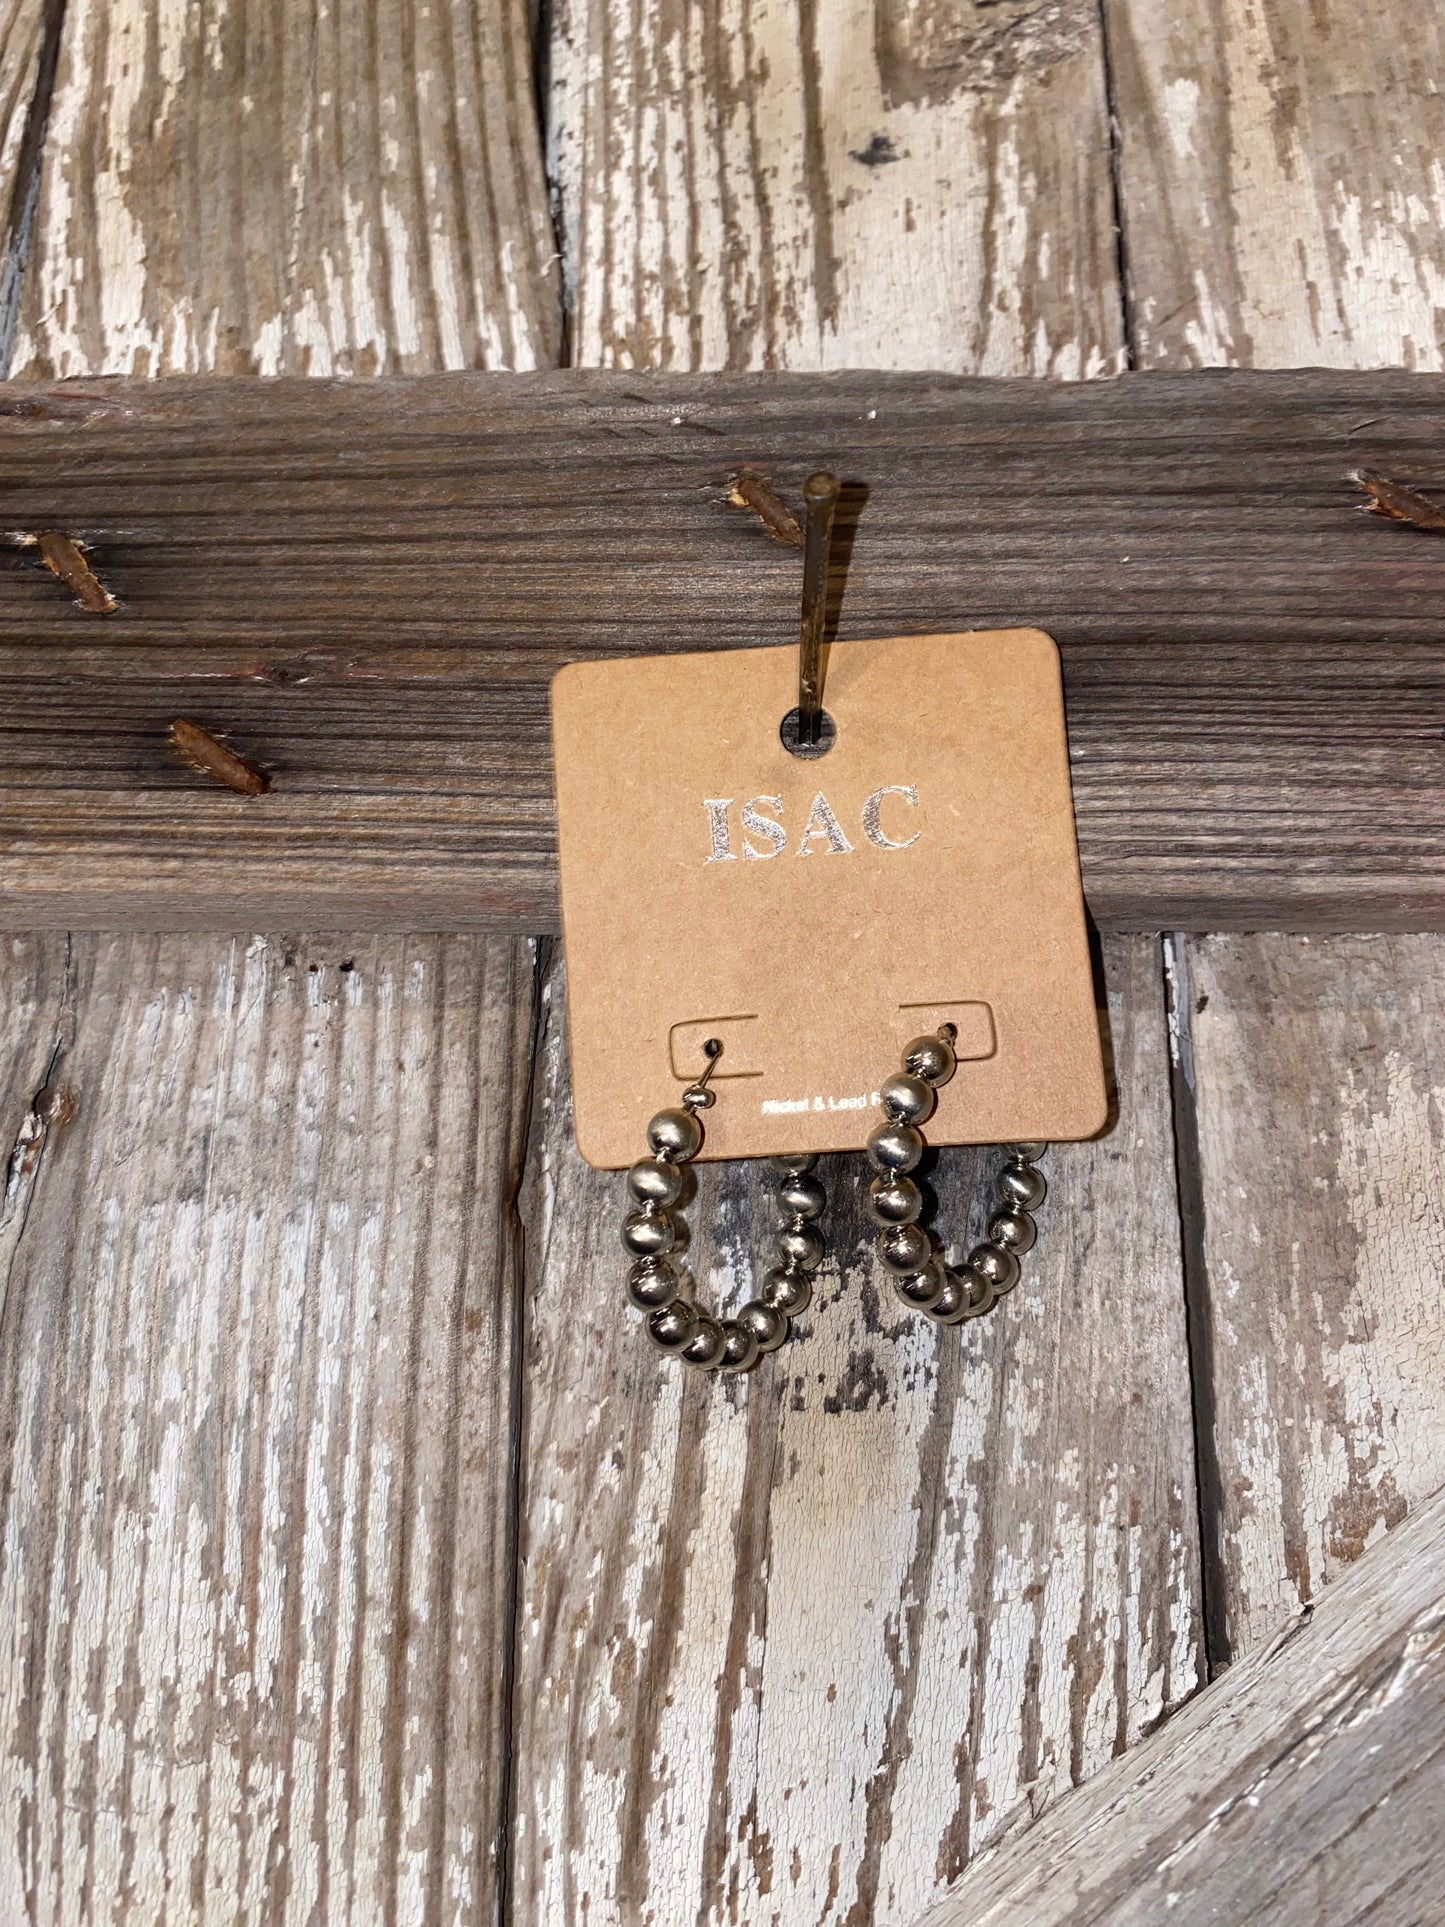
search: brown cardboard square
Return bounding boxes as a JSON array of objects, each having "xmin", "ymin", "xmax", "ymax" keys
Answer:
[{"xmin": 551, "ymin": 630, "xmax": 1107, "ymax": 1167}]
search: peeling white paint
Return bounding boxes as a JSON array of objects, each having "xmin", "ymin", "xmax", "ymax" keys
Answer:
[
  {"xmin": 0, "ymin": 935, "xmax": 524, "ymax": 1921},
  {"xmin": 1135, "ymin": 11, "xmax": 1445, "ymax": 369},
  {"xmin": 551, "ymin": 0, "xmax": 1125, "ymax": 377},
  {"xmin": 1162, "ymin": 78, "xmax": 1200, "ymax": 159},
  {"xmin": 12, "ymin": 0, "xmax": 555, "ymax": 377},
  {"xmin": 1192, "ymin": 936, "xmax": 1445, "ymax": 1656}
]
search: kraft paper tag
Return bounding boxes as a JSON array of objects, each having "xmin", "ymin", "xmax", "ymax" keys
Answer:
[{"xmin": 550, "ymin": 630, "xmax": 1107, "ymax": 1167}]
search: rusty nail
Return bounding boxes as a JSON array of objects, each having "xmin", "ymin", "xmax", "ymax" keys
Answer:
[
  {"xmin": 33, "ymin": 1085, "xmax": 78, "ymax": 1127},
  {"xmin": 1349, "ymin": 468, "xmax": 1445, "ymax": 531},
  {"xmin": 34, "ymin": 530, "xmax": 118, "ymax": 612},
  {"xmin": 729, "ymin": 473, "xmax": 805, "ymax": 547},
  {"xmin": 170, "ymin": 719, "xmax": 269, "ymax": 797}
]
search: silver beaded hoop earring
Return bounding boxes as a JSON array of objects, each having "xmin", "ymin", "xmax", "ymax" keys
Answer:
[
  {"xmin": 621, "ymin": 1040, "xmax": 827, "ymax": 1374},
  {"xmin": 865, "ymin": 1026, "xmax": 1049, "ymax": 1325}
]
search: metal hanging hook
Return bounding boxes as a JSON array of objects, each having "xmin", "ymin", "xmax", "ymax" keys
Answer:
[{"xmin": 797, "ymin": 471, "xmax": 841, "ymax": 748}]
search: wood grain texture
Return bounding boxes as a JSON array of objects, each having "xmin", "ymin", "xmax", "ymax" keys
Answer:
[
  {"xmin": 0, "ymin": 1, "xmax": 555, "ymax": 1918},
  {"xmin": 917, "ymin": 1479, "xmax": 1445, "ymax": 1927},
  {"xmin": 0, "ymin": 932, "xmax": 533, "ymax": 1924},
  {"xmin": 548, "ymin": 0, "xmax": 1123, "ymax": 377},
  {"xmin": 1107, "ymin": 0, "xmax": 1445, "ymax": 1665},
  {"xmin": 512, "ymin": 942, "xmax": 1200, "ymax": 1926},
  {"xmin": 0, "ymin": 933, "xmax": 68, "ymax": 1320},
  {"xmin": 9, "ymin": 0, "xmax": 559, "ymax": 378},
  {"xmin": 0, "ymin": 0, "xmax": 46, "ymax": 245},
  {"xmin": 6, "ymin": 369, "xmax": 1445, "ymax": 931},
  {"xmin": 1105, "ymin": 0, "xmax": 1445, "ymax": 372},
  {"xmin": 1178, "ymin": 936, "xmax": 1445, "ymax": 1656},
  {"xmin": 523, "ymin": 14, "xmax": 1199, "ymax": 1925}
]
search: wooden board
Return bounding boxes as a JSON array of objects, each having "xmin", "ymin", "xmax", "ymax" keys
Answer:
[
  {"xmin": 511, "ymin": 16, "xmax": 1201, "ymax": 1922},
  {"xmin": 0, "ymin": 933, "xmax": 533, "ymax": 1923},
  {"xmin": 0, "ymin": 932, "xmax": 68, "ymax": 1307},
  {"xmin": 548, "ymin": 0, "xmax": 1123, "ymax": 377},
  {"xmin": 1104, "ymin": 0, "xmax": 1445, "ymax": 371},
  {"xmin": 8, "ymin": 2, "xmax": 1436, "ymax": 1922},
  {"xmin": 513, "ymin": 955, "xmax": 1199, "ymax": 1925},
  {"xmin": 6, "ymin": 369, "xmax": 1445, "ymax": 931},
  {"xmin": 9, "ymin": 0, "xmax": 559, "ymax": 379},
  {"xmin": 1109, "ymin": 0, "xmax": 1445, "ymax": 1664},
  {"xmin": 917, "ymin": 1479, "xmax": 1445, "ymax": 1927},
  {"xmin": 0, "ymin": 2, "xmax": 554, "ymax": 1920},
  {"xmin": 1178, "ymin": 935, "xmax": 1445, "ymax": 1655},
  {"xmin": 0, "ymin": 1, "xmax": 46, "ymax": 276}
]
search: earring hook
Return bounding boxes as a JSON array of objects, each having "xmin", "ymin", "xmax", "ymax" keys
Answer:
[{"xmin": 682, "ymin": 1037, "xmax": 724, "ymax": 1112}]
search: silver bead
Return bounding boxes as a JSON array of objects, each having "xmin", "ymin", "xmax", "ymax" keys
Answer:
[
  {"xmin": 878, "ymin": 1222, "xmax": 931, "ymax": 1277},
  {"xmin": 903, "ymin": 1033, "xmax": 956, "ymax": 1087},
  {"xmin": 997, "ymin": 1162, "xmax": 1046, "ymax": 1211},
  {"xmin": 867, "ymin": 1176, "xmax": 922, "ymax": 1226},
  {"xmin": 626, "ymin": 1257, "xmax": 678, "ymax": 1309},
  {"xmin": 925, "ymin": 1273, "xmax": 971, "ymax": 1325},
  {"xmin": 893, "ymin": 1261, "xmax": 945, "ymax": 1312},
  {"xmin": 622, "ymin": 1208, "xmax": 675, "ymax": 1258},
  {"xmin": 777, "ymin": 1223, "xmax": 824, "ymax": 1270},
  {"xmin": 681, "ymin": 1315, "xmax": 726, "ymax": 1369},
  {"xmin": 646, "ymin": 1300, "xmax": 697, "ymax": 1352},
  {"xmin": 736, "ymin": 1298, "xmax": 788, "ymax": 1353},
  {"xmin": 880, "ymin": 1072, "xmax": 935, "ymax": 1125},
  {"xmin": 647, "ymin": 1108, "xmax": 703, "ymax": 1162},
  {"xmin": 627, "ymin": 1157, "xmax": 682, "ymax": 1207},
  {"xmin": 778, "ymin": 1173, "xmax": 826, "ymax": 1221},
  {"xmin": 762, "ymin": 1265, "xmax": 812, "ymax": 1317},
  {"xmin": 988, "ymin": 1207, "xmax": 1036, "ymax": 1254},
  {"xmin": 771, "ymin": 1151, "xmax": 817, "ymax": 1175},
  {"xmin": 1013, "ymin": 1142, "xmax": 1047, "ymax": 1162},
  {"xmin": 867, "ymin": 1121, "xmax": 923, "ymax": 1174},
  {"xmin": 970, "ymin": 1241, "xmax": 1021, "ymax": 1294},
  {"xmin": 717, "ymin": 1320, "xmax": 761, "ymax": 1373},
  {"xmin": 956, "ymin": 1264, "xmax": 996, "ymax": 1319}
]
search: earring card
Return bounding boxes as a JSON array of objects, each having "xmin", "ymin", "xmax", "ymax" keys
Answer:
[{"xmin": 550, "ymin": 629, "xmax": 1107, "ymax": 1167}]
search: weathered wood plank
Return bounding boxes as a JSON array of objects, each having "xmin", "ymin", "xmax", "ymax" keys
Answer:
[
  {"xmin": 516, "ymin": 21, "xmax": 1199, "ymax": 1921},
  {"xmin": 10, "ymin": 0, "xmax": 559, "ymax": 377},
  {"xmin": 1108, "ymin": 0, "xmax": 1445, "ymax": 1660},
  {"xmin": 6, "ymin": 369, "xmax": 1445, "ymax": 931},
  {"xmin": 916, "ymin": 1479, "xmax": 1445, "ymax": 1927},
  {"xmin": 513, "ymin": 943, "xmax": 1199, "ymax": 1924},
  {"xmin": 0, "ymin": 933, "xmax": 68, "ymax": 1311},
  {"xmin": 0, "ymin": 934, "xmax": 533, "ymax": 1924},
  {"xmin": 0, "ymin": 0, "xmax": 555, "ymax": 1919},
  {"xmin": 1104, "ymin": 0, "xmax": 1445, "ymax": 370},
  {"xmin": 1177, "ymin": 935, "xmax": 1445, "ymax": 1655},
  {"xmin": 0, "ymin": 1, "xmax": 46, "ymax": 257},
  {"xmin": 549, "ymin": 0, "xmax": 1123, "ymax": 376}
]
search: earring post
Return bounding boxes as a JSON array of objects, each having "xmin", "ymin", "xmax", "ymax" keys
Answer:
[
  {"xmin": 682, "ymin": 1037, "xmax": 724, "ymax": 1112},
  {"xmin": 797, "ymin": 471, "xmax": 840, "ymax": 746}
]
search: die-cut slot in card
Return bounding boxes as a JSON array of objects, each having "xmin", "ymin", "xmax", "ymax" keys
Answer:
[{"xmin": 550, "ymin": 629, "xmax": 1108, "ymax": 1167}]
